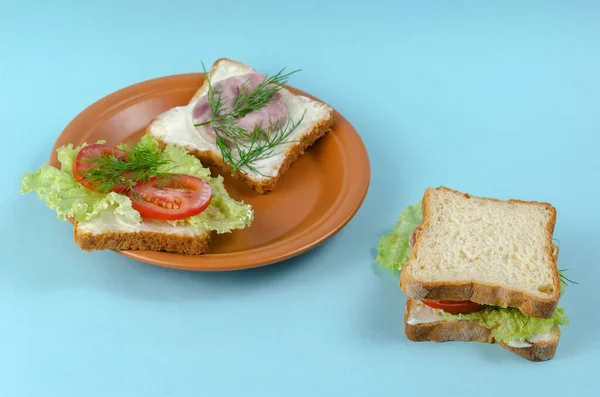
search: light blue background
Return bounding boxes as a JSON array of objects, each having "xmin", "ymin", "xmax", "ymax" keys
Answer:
[{"xmin": 1, "ymin": 1, "xmax": 598, "ymax": 396}]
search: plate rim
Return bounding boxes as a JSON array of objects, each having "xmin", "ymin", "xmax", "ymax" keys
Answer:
[{"xmin": 50, "ymin": 73, "xmax": 371, "ymax": 271}]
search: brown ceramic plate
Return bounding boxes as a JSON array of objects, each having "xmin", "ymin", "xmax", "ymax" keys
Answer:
[{"xmin": 49, "ymin": 73, "xmax": 370, "ymax": 271}]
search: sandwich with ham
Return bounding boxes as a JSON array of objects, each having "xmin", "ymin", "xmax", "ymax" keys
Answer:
[
  {"xmin": 147, "ymin": 58, "xmax": 334, "ymax": 194},
  {"xmin": 376, "ymin": 186, "xmax": 571, "ymax": 361}
]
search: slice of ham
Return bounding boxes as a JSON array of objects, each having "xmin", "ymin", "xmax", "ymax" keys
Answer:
[
  {"xmin": 409, "ymin": 229, "xmax": 417, "ymax": 248},
  {"xmin": 192, "ymin": 73, "xmax": 289, "ymax": 144}
]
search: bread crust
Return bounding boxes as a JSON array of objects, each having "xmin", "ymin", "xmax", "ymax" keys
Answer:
[
  {"xmin": 152, "ymin": 57, "xmax": 334, "ymax": 194},
  {"xmin": 496, "ymin": 334, "xmax": 560, "ymax": 362},
  {"xmin": 74, "ymin": 225, "xmax": 211, "ymax": 255},
  {"xmin": 404, "ymin": 299, "xmax": 560, "ymax": 362},
  {"xmin": 400, "ymin": 186, "xmax": 560, "ymax": 319}
]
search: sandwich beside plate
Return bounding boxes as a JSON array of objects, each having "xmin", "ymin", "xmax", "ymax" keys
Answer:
[
  {"xmin": 377, "ymin": 186, "xmax": 570, "ymax": 362},
  {"xmin": 147, "ymin": 58, "xmax": 334, "ymax": 194}
]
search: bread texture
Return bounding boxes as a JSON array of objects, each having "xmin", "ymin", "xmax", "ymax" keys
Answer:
[
  {"xmin": 404, "ymin": 299, "xmax": 560, "ymax": 362},
  {"xmin": 74, "ymin": 223, "xmax": 211, "ymax": 255},
  {"xmin": 148, "ymin": 58, "xmax": 334, "ymax": 194},
  {"xmin": 400, "ymin": 186, "xmax": 560, "ymax": 319}
]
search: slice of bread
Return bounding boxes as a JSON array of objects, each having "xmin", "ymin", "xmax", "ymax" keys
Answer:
[
  {"xmin": 73, "ymin": 220, "xmax": 211, "ymax": 255},
  {"xmin": 404, "ymin": 299, "xmax": 561, "ymax": 362},
  {"xmin": 148, "ymin": 58, "xmax": 334, "ymax": 194},
  {"xmin": 400, "ymin": 186, "xmax": 560, "ymax": 319}
]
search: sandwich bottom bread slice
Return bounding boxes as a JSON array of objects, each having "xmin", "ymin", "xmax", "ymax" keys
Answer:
[
  {"xmin": 404, "ymin": 298, "xmax": 562, "ymax": 362},
  {"xmin": 376, "ymin": 187, "xmax": 571, "ymax": 362},
  {"xmin": 73, "ymin": 221, "xmax": 212, "ymax": 255},
  {"xmin": 148, "ymin": 57, "xmax": 334, "ymax": 194},
  {"xmin": 21, "ymin": 135, "xmax": 254, "ymax": 255}
]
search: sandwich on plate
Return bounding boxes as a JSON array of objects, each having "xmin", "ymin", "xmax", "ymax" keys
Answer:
[
  {"xmin": 20, "ymin": 135, "xmax": 254, "ymax": 254},
  {"xmin": 147, "ymin": 58, "xmax": 334, "ymax": 194},
  {"xmin": 376, "ymin": 186, "xmax": 572, "ymax": 361}
]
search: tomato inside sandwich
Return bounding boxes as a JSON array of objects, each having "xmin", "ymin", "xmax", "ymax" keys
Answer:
[{"xmin": 421, "ymin": 300, "xmax": 484, "ymax": 314}]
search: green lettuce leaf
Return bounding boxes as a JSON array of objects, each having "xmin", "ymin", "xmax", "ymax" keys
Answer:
[
  {"xmin": 20, "ymin": 161, "xmax": 141, "ymax": 225},
  {"xmin": 157, "ymin": 140, "xmax": 212, "ymax": 181},
  {"xmin": 21, "ymin": 162, "xmax": 91, "ymax": 221},
  {"xmin": 186, "ymin": 175, "xmax": 254, "ymax": 234},
  {"xmin": 20, "ymin": 136, "xmax": 253, "ymax": 234},
  {"xmin": 376, "ymin": 203, "xmax": 422, "ymax": 273},
  {"xmin": 443, "ymin": 306, "xmax": 568, "ymax": 344}
]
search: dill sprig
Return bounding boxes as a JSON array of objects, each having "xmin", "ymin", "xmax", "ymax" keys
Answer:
[
  {"xmin": 78, "ymin": 140, "xmax": 174, "ymax": 195},
  {"xmin": 517, "ymin": 270, "xmax": 575, "ymax": 333},
  {"xmin": 559, "ymin": 269, "xmax": 578, "ymax": 286},
  {"xmin": 194, "ymin": 62, "xmax": 305, "ymax": 176}
]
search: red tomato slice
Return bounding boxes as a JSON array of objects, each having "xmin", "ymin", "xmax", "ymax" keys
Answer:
[
  {"xmin": 128, "ymin": 174, "xmax": 212, "ymax": 220},
  {"xmin": 421, "ymin": 300, "xmax": 484, "ymax": 314},
  {"xmin": 72, "ymin": 144, "xmax": 129, "ymax": 193}
]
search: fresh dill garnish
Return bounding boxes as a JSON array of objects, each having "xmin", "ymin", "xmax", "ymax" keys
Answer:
[
  {"xmin": 194, "ymin": 62, "xmax": 305, "ymax": 176},
  {"xmin": 78, "ymin": 140, "xmax": 175, "ymax": 195},
  {"xmin": 559, "ymin": 269, "xmax": 578, "ymax": 286}
]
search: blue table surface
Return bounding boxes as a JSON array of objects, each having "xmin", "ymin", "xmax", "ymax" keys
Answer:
[{"xmin": 2, "ymin": 1, "xmax": 599, "ymax": 396}]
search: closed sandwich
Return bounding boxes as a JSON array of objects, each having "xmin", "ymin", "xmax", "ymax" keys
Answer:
[{"xmin": 377, "ymin": 186, "xmax": 571, "ymax": 361}]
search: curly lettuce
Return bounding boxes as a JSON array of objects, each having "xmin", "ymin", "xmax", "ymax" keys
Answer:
[
  {"xmin": 376, "ymin": 203, "xmax": 422, "ymax": 273},
  {"xmin": 376, "ymin": 202, "xmax": 570, "ymax": 343},
  {"xmin": 443, "ymin": 306, "xmax": 568, "ymax": 344},
  {"xmin": 155, "ymin": 139, "xmax": 253, "ymax": 233},
  {"xmin": 20, "ymin": 135, "xmax": 253, "ymax": 234}
]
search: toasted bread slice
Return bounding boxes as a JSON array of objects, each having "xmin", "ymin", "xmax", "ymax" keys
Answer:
[
  {"xmin": 148, "ymin": 58, "xmax": 334, "ymax": 194},
  {"xmin": 404, "ymin": 299, "xmax": 561, "ymax": 362},
  {"xmin": 74, "ymin": 221, "xmax": 211, "ymax": 255},
  {"xmin": 400, "ymin": 186, "xmax": 560, "ymax": 319}
]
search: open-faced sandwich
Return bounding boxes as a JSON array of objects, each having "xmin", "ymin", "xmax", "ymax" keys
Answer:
[
  {"xmin": 147, "ymin": 58, "xmax": 334, "ymax": 194},
  {"xmin": 376, "ymin": 186, "xmax": 572, "ymax": 361},
  {"xmin": 20, "ymin": 135, "xmax": 254, "ymax": 254}
]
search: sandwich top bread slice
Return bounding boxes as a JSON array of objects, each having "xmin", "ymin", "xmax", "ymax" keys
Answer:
[
  {"xmin": 147, "ymin": 58, "xmax": 334, "ymax": 194},
  {"xmin": 401, "ymin": 186, "xmax": 560, "ymax": 319},
  {"xmin": 376, "ymin": 186, "xmax": 571, "ymax": 362},
  {"xmin": 21, "ymin": 135, "xmax": 254, "ymax": 255}
]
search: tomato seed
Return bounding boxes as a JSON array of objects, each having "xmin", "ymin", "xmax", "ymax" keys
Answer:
[{"xmin": 144, "ymin": 194, "xmax": 182, "ymax": 210}]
